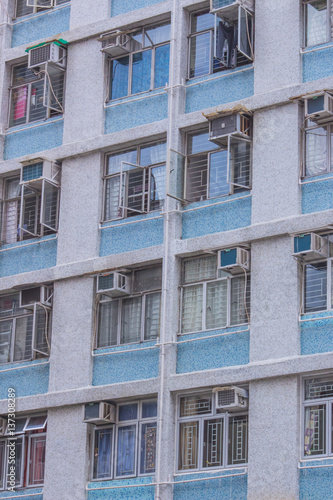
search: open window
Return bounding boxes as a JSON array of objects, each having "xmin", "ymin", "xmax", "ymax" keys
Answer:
[
  {"xmin": 15, "ymin": 0, "xmax": 69, "ymax": 18},
  {"xmin": 303, "ymin": 0, "xmax": 331, "ymax": 47},
  {"xmin": 166, "ymin": 149, "xmax": 186, "ymax": 203}
]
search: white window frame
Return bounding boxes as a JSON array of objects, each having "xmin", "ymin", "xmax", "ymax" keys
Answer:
[
  {"xmin": 303, "ymin": 121, "xmax": 333, "ymax": 177},
  {"xmin": 302, "ymin": 255, "xmax": 333, "ymax": 314},
  {"xmin": 303, "ymin": 0, "xmax": 331, "ymax": 48},
  {"xmin": 15, "ymin": 0, "xmax": 70, "ymax": 18},
  {"xmin": 91, "ymin": 400, "xmax": 158, "ymax": 481},
  {"xmin": 176, "ymin": 391, "xmax": 248, "ymax": 473}
]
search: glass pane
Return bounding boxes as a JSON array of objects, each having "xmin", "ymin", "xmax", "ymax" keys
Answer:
[
  {"xmin": 0, "ymin": 320, "xmax": 12, "ymax": 364},
  {"xmin": 44, "ymin": 69, "xmax": 64, "ymax": 114},
  {"xmin": 238, "ymin": 8, "xmax": 253, "ymax": 60},
  {"xmin": 142, "ymin": 401, "xmax": 157, "ymax": 418},
  {"xmin": 21, "ymin": 188, "xmax": 39, "ymax": 238},
  {"xmin": 231, "ymin": 276, "xmax": 250, "ymax": 325},
  {"xmin": 119, "ymin": 404, "xmax": 138, "ymax": 421},
  {"xmin": 182, "ymin": 285, "xmax": 203, "ymax": 333},
  {"xmin": 110, "ymin": 57, "xmax": 129, "ymax": 100},
  {"xmin": 203, "ymin": 418, "xmax": 223, "ymax": 468},
  {"xmin": 206, "ymin": 280, "xmax": 228, "ymax": 329},
  {"xmin": 304, "ymin": 405, "xmax": 326, "ymax": 456},
  {"xmin": 16, "ymin": 0, "xmax": 34, "ymax": 17},
  {"xmin": 108, "ymin": 151, "xmax": 137, "ymax": 175},
  {"xmin": 154, "ymin": 44, "xmax": 170, "ymax": 88},
  {"xmin": 133, "ymin": 267, "xmax": 162, "ymax": 292},
  {"xmin": 190, "ymin": 32, "xmax": 211, "ymax": 78},
  {"xmin": 150, "ymin": 165, "xmax": 165, "ymax": 211},
  {"xmin": 209, "ymin": 150, "xmax": 229, "ymax": 197},
  {"xmin": 145, "ymin": 24, "xmax": 170, "ymax": 45},
  {"xmin": 126, "ymin": 169, "xmax": 146, "ymax": 214},
  {"xmin": 304, "ymin": 262, "xmax": 327, "ymax": 313},
  {"xmin": 140, "ymin": 422, "xmax": 157, "ymax": 474},
  {"xmin": 132, "ymin": 50, "xmax": 152, "ymax": 94},
  {"xmin": 0, "ymin": 294, "xmax": 19, "ymax": 318},
  {"xmin": 98, "ymin": 301, "xmax": 118, "ymax": 348},
  {"xmin": 28, "ymin": 435, "xmax": 46, "ymax": 485},
  {"xmin": 13, "ymin": 315, "xmax": 34, "ymax": 362},
  {"xmin": 10, "ymin": 86, "xmax": 28, "ymax": 127},
  {"xmin": 186, "ymin": 153, "xmax": 208, "ymax": 202},
  {"xmin": 191, "ymin": 11, "xmax": 214, "ymax": 33},
  {"xmin": 116, "ymin": 425, "xmax": 136, "ymax": 476},
  {"xmin": 305, "ymin": 378, "xmax": 333, "ymax": 399},
  {"xmin": 183, "ymin": 256, "xmax": 216, "ymax": 284},
  {"xmin": 105, "ymin": 176, "xmax": 121, "ymax": 221},
  {"xmin": 12, "ymin": 65, "xmax": 36, "ymax": 86},
  {"xmin": 9, "ymin": 437, "xmax": 23, "ymax": 486},
  {"xmin": 29, "ymin": 80, "xmax": 47, "ymax": 122},
  {"xmin": 305, "ymin": 128, "xmax": 327, "ymax": 176},
  {"xmin": 42, "ymin": 181, "xmax": 58, "ymax": 231},
  {"xmin": 178, "ymin": 422, "xmax": 199, "ymax": 470},
  {"xmin": 144, "ymin": 293, "xmax": 161, "ymax": 340},
  {"xmin": 93, "ymin": 428, "xmax": 112, "ymax": 479},
  {"xmin": 26, "ymin": 415, "xmax": 47, "ymax": 430},
  {"xmin": 140, "ymin": 142, "xmax": 166, "ymax": 166},
  {"xmin": 306, "ymin": 0, "xmax": 328, "ymax": 47},
  {"xmin": 228, "ymin": 415, "xmax": 248, "ymax": 465},
  {"xmin": 180, "ymin": 395, "xmax": 212, "ymax": 417},
  {"xmin": 187, "ymin": 131, "xmax": 218, "ymax": 155},
  {"xmin": 121, "ymin": 296, "xmax": 142, "ymax": 343},
  {"xmin": 230, "ymin": 138, "xmax": 251, "ymax": 190},
  {"xmin": 0, "ymin": 441, "xmax": 5, "ymax": 490}
]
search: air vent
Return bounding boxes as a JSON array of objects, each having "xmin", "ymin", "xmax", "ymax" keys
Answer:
[
  {"xmin": 97, "ymin": 272, "xmax": 131, "ymax": 297},
  {"xmin": 293, "ymin": 233, "xmax": 329, "ymax": 261},
  {"xmin": 218, "ymin": 247, "xmax": 250, "ymax": 274},
  {"xmin": 83, "ymin": 402, "xmax": 116, "ymax": 425},
  {"xmin": 213, "ymin": 386, "xmax": 248, "ymax": 411},
  {"xmin": 28, "ymin": 42, "xmax": 67, "ymax": 70}
]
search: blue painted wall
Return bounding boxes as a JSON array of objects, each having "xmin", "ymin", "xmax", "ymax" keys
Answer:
[
  {"xmin": 0, "ymin": 236, "xmax": 57, "ymax": 278},
  {"xmin": 100, "ymin": 216, "xmax": 163, "ymax": 256},
  {"xmin": 4, "ymin": 120, "xmax": 64, "ymax": 160},
  {"xmin": 111, "ymin": 0, "xmax": 164, "ymax": 16},
  {"xmin": 302, "ymin": 176, "xmax": 333, "ymax": 214},
  {"xmin": 300, "ymin": 312, "xmax": 333, "ymax": 355},
  {"xmin": 11, "ymin": 5, "xmax": 70, "ymax": 48},
  {"xmin": 0, "ymin": 360, "xmax": 49, "ymax": 400},
  {"xmin": 93, "ymin": 343, "xmax": 159, "ymax": 386},
  {"xmin": 87, "ymin": 477, "xmax": 154, "ymax": 500},
  {"xmin": 177, "ymin": 328, "xmax": 249, "ymax": 374},
  {"xmin": 105, "ymin": 92, "xmax": 168, "ymax": 134},
  {"xmin": 300, "ymin": 462, "xmax": 333, "ymax": 500},
  {"xmin": 182, "ymin": 194, "xmax": 252, "ymax": 239},
  {"xmin": 174, "ymin": 470, "xmax": 247, "ymax": 500},
  {"xmin": 303, "ymin": 45, "xmax": 333, "ymax": 82},
  {"xmin": 186, "ymin": 67, "xmax": 254, "ymax": 113}
]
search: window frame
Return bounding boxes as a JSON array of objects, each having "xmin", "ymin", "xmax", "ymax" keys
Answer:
[
  {"xmin": 303, "ymin": 120, "xmax": 333, "ymax": 178},
  {"xmin": 303, "ymin": 0, "xmax": 331, "ymax": 48},
  {"xmin": 15, "ymin": 0, "xmax": 70, "ymax": 19}
]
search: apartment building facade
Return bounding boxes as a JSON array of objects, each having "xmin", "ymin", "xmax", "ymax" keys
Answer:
[{"xmin": 0, "ymin": 0, "xmax": 333, "ymax": 499}]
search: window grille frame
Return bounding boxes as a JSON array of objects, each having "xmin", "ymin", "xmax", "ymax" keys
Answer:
[
  {"xmin": 303, "ymin": 0, "xmax": 331, "ymax": 48},
  {"xmin": 303, "ymin": 120, "xmax": 333, "ymax": 178},
  {"xmin": 15, "ymin": 0, "xmax": 70, "ymax": 19}
]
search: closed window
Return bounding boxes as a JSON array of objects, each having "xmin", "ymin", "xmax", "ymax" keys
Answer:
[
  {"xmin": 304, "ymin": 122, "xmax": 333, "ymax": 177},
  {"xmin": 15, "ymin": 0, "xmax": 69, "ymax": 18},
  {"xmin": 109, "ymin": 22, "xmax": 170, "ymax": 100},
  {"xmin": 96, "ymin": 267, "xmax": 162, "ymax": 348},
  {"xmin": 92, "ymin": 400, "xmax": 157, "ymax": 480},
  {"xmin": 104, "ymin": 142, "xmax": 166, "ymax": 221},
  {"xmin": 181, "ymin": 255, "xmax": 250, "ymax": 333},
  {"xmin": 178, "ymin": 393, "xmax": 248, "ymax": 471},
  {"xmin": 0, "ymin": 414, "xmax": 47, "ymax": 489},
  {"xmin": 304, "ymin": 0, "xmax": 330, "ymax": 47}
]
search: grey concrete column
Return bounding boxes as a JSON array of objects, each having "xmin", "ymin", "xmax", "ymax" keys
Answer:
[
  {"xmin": 48, "ymin": 277, "xmax": 94, "ymax": 392},
  {"xmin": 250, "ymin": 236, "xmax": 300, "ymax": 362},
  {"xmin": 247, "ymin": 376, "xmax": 299, "ymax": 500},
  {"xmin": 69, "ymin": 0, "xmax": 111, "ymax": 29},
  {"xmin": 254, "ymin": 0, "xmax": 302, "ymax": 94},
  {"xmin": 43, "ymin": 405, "xmax": 90, "ymax": 500}
]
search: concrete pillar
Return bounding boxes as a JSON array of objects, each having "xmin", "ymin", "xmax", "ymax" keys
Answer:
[{"xmin": 69, "ymin": 0, "xmax": 111, "ymax": 29}]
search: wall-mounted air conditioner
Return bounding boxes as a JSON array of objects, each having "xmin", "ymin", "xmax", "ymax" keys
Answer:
[
  {"xmin": 20, "ymin": 286, "xmax": 53, "ymax": 310},
  {"xmin": 218, "ymin": 247, "xmax": 250, "ymax": 273},
  {"xmin": 0, "ymin": 418, "xmax": 7, "ymax": 436},
  {"xmin": 97, "ymin": 272, "xmax": 131, "ymax": 297},
  {"xmin": 100, "ymin": 33, "xmax": 132, "ymax": 56},
  {"xmin": 293, "ymin": 233, "xmax": 328, "ymax": 261},
  {"xmin": 28, "ymin": 42, "xmax": 67, "ymax": 70},
  {"xmin": 83, "ymin": 402, "xmax": 116, "ymax": 425},
  {"xmin": 213, "ymin": 386, "xmax": 248, "ymax": 411},
  {"xmin": 209, "ymin": 113, "xmax": 251, "ymax": 147},
  {"xmin": 210, "ymin": 0, "xmax": 254, "ymax": 21},
  {"xmin": 20, "ymin": 159, "xmax": 61, "ymax": 188},
  {"xmin": 304, "ymin": 92, "xmax": 333, "ymax": 125}
]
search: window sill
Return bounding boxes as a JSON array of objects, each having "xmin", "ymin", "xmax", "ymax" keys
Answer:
[
  {"xmin": 299, "ymin": 457, "xmax": 333, "ymax": 467},
  {"xmin": 301, "ymin": 171, "xmax": 333, "ymax": 184},
  {"xmin": 93, "ymin": 340, "xmax": 158, "ymax": 356},
  {"xmin": 186, "ymin": 64, "xmax": 254, "ymax": 86},
  {"xmin": 182, "ymin": 191, "xmax": 252, "ymax": 211},
  {"xmin": 105, "ymin": 87, "xmax": 168, "ymax": 107},
  {"xmin": 300, "ymin": 310, "xmax": 333, "ymax": 322},
  {"xmin": 178, "ymin": 325, "xmax": 249, "ymax": 341},
  {"xmin": 5, "ymin": 116, "xmax": 63, "ymax": 134},
  {"xmin": 12, "ymin": 3, "xmax": 70, "ymax": 24},
  {"xmin": 301, "ymin": 42, "xmax": 333, "ymax": 54},
  {"xmin": 174, "ymin": 467, "xmax": 248, "ymax": 481},
  {"xmin": 0, "ymin": 358, "xmax": 49, "ymax": 372},
  {"xmin": 101, "ymin": 211, "xmax": 163, "ymax": 228},
  {"xmin": 87, "ymin": 476, "xmax": 155, "ymax": 490},
  {"xmin": 0, "ymin": 234, "xmax": 57, "ymax": 252}
]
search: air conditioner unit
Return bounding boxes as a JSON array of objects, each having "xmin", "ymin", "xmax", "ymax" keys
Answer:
[
  {"xmin": 218, "ymin": 247, "xmax": 250, "ymax": 273},
  {"xmin": 20, "ymin": 286, "xmax": 53, "ymax": 310},
  {"xmin": 83, "ymin": 402, "xmax": 116, "ymax": 425},
  {"xmin": 210, "ymin": 0, "xmax": 254, "ymax": 21},
  {"xmin": 100, "ymin": 33, "xmax": 132, "ymax": 56},
  {"xmin": 209, "ymin": 113, "xmax": 251, "ymax": 147},
  {"xmin": 293, "ymin": 233, "xmax": 329, "ymax": 261},
  {"xmin": 28, "ymin": 42, "xmax": 67, "ymax": 70},
  {"xmin": 305, "ymin": 93, "xmax": 333, "ymax": 124},
  {"xmin": 20, "ymin": 159, "xmax": 61, "ymax": 188},
  {"xmin": 97, "ymin": 272, "xmax": 131, "ymax": 297},
  {"xmin": 213, "ymin": 386, "xmax": 248, "ymax": 411},
  {"xmin": 0, "ymin": 418, "xmax": 7, "ymax": 436}
]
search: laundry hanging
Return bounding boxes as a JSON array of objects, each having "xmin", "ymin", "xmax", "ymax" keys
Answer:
[{"xmin": 217, "ymin": 21, "xmax": 237, "ymax": 69}]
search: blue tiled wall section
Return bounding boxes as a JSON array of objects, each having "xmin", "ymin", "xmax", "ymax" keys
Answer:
[
  {"xmin": 105, "ymin": 93, "xmax": 168, "ymax": 134},
  {"xmin": 87, "ymin": 477, "xmax": 154, "ymax": 500},
  {"xmin": 0, "ymin": 360, "xmax": 49, "ymax": 400},
  {"xmin": 176, "ymin": 328, "xmax": 250, "ymax": 374},
  {"xmin": 93, "ymin": 343, "xmax": 159, "ymax": 386},
  {"xmin": 300, "ymin": 313, "xmax": 333, "ymax": 355},
  {"xmin": 302, "ymin": 176, "xmax": 333, "ymax": 213},
  {"xmin": 100, "ymin": 216, "xmax": 163, "ymax": 256},
  {"xmin": 0, "ymin": 489, "xmax": 43, "ymax": 499},
  {"xmin": 300, "ymin": 464, "xmax": 333, "ymax": 500},
  {"xmin": 0, "ymin": 237, "xmax": 57, "ymax": 277},
  {"xmin": 182, "ymin": 195, "xmax": 252, "ymax": 239},
  {"xmin": 11, "ymin": 5, "xmax": 70, "ymax": 48},
  {"xmin": 186, "ymin": 68, "xmax": 254, "ymax": 113},
  {"xmin": 174, "ymin": 470, "xmax": 247, "ymax": 500},
  {"xmin": 303, "ymin": 45, "xmax": 333, "ymax": 82},
  {"xmin": 4, "ymin": 120, "xmax": 64, "ymax": 160},
  {"xmin": 111, "ymin": 0, "xmax": 164, "ymax": 16}
]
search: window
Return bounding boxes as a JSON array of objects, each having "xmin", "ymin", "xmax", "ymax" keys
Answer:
[
  {"xmin": 181, "ymin": 255, "xmax": 250, "ymax": 333},
  {"xmin": 15, "ymin": 0, "xmax": 69, "ymax": 18},
  {"xmin": 104, "ymin": 142, "xmax": 166, "ymax": 221},
  {"xmin": 303, "ymin": 376, "xmax": 333, "ymax": 457},
  {"xmin": 1, "ymin": 162, "xmax": 60, "ymax": 244},
  {"xmin": 0, "ymin": 414, "xmax": 47, "ymax": 489},
  {"xmin": 304, "ymin": 119, "xmax": 333, "ymax": 177},
  {"xmin": 96, "ymin": 267, "xmax": 162, "ymax": 348},
  {"xmin": 178, "ymin": 392, "xmax": 248, "ymax": 471},
  {"xmin": 303, "ymin": 234, "xmax": 333, "ymax": 313},
  {"xmin": 185, "ymin": 129, "xmax": 251, "ymax": 202},
  {"xmin": 304, "ymin": 0, "xmax": 330, "ymax": 47},
  {"xmin": 0, "ymin": 287, "xmax": 52, "ymax": 364},
  {"xmin": 9, "ymin": 62, "xmax": 65, "ymax": 128},
  {"xmin": 92, "ymin": 400, "xmax": 157, "ymax": 480},
  {"xmin": 109, "ymin": 22, "xmax": 170, "ymax": 100},
  {"xmin": 189, "ymin": 8, "xmax": 254, "ymax": 79}
]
